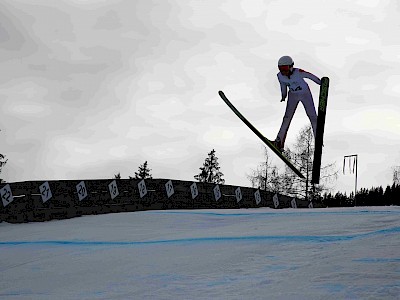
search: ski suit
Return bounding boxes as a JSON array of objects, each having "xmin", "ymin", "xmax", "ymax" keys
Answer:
[{"xmin": 276, "ymin": 68, "xmax": 321, "ymax": 147}]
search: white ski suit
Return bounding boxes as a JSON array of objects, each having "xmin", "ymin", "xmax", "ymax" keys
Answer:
[{"xmin": 276, "ymin": 68, "xmax": 321, "ymax": 147}]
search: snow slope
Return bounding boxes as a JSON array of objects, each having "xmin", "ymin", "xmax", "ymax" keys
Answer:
[{"xmin": 1, "ymin": 207, "xmax": 399, "ymax": 299}]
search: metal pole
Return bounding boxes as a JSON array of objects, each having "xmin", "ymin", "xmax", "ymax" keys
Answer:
[
  {"xmin": 355, "ymin": 155, "xmax": 358, "ymax": 206},
  {"xmin": 344, "ymin": 154, "xmax": 358, "ymax": 206}
]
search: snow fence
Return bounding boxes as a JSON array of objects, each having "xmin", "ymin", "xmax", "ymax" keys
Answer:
[{"xmin": 0, "ymin": 179, "xmax": 318, "ymax": 223}]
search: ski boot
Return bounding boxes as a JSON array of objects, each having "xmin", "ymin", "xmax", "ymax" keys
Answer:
[{"xmin": 273, "ymin": 137, "xmax": 284, "ymax": 153}]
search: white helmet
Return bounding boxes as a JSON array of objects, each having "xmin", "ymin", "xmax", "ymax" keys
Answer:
[{"xmin": 278, "ymin": 56, "xmax": 294, "ymax": 66}]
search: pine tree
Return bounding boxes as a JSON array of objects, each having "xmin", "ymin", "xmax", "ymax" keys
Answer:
[
  {"xmin": 194, "ymin": 149, "xmax": 225, "ymax": 184},
  {"xmin": 131, "ymin": 161, "xmax": 152, "ymax": 180}
]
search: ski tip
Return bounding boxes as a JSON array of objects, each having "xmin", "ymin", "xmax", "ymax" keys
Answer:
[{"xmin": 218, "ymin": 91, "xmax": 224, "ymax": 97}]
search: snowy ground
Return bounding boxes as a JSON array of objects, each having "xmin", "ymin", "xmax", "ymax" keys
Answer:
[{"xmin": 0, "ymin": 206, "xmax": 399, "ymax": 299}]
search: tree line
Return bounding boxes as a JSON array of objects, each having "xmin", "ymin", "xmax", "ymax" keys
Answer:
[{"xmin": 321, "ymin": 184, "xmax": 400, "ymax": 207}]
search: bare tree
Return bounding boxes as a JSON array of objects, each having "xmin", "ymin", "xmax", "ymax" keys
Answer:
[
  {"xmin": 283, "ymin": 125, "xmax": 338, "ymax": 199},
  {"xmin": 393, "ymin": 166, "xmax": 400, "ymax": 185},
  {"xmin": 247, "ymin": 146, "xmax": 282, "ymax": 193},
  {"xmin": 250, "ymin": 125, "xmax": 337, "ymax": 199}
]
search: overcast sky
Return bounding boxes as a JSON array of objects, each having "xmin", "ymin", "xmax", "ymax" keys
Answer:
[{"xmin": 1, "ymin": 0, "xmax": 399, "ymax": 194}]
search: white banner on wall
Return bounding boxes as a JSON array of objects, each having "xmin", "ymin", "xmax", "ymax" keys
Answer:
[
  {"xmin": 138, "ymin": 180, "xmax": 147, "ymax": 198},
  {"xmin": 254, "ymin": 190, "xmax": 261, "ymax": 205},
  {"xmin": 76, "ymin": 181, "xmax": 88, "ymax": 201},
  {"xmin": 39, "ymin": 182, "xmax": 52, "ymax": 203},
  {"xmin": 213, "ymin": 185, "xmax": 221, "ymax": 202},
  {"xmin": 235, "ymin": 187, "xmax": 242, "ymax": 203},
  {"xmin": 273, "ymin": 194, "xmax": 279, "ymax": 209},
  {"xmin": 0, "ymin": 184, "xmax": 14, "ymax": 207},
  {"xmin": 190, "ymin": 182, "xmax": 198, "ymax": 199},
  {"xmin": 108, "ymin": 180, "xmax": 119, "ymax": 200},
  {"xmin": 165, "ymin": 180, "xmax": 174, "ymax": 198}
]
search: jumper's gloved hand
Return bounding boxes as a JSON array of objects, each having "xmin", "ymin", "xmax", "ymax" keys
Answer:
[{"xmin": 280, "ymin": 98, "xmax": 286, "ymax": 102}]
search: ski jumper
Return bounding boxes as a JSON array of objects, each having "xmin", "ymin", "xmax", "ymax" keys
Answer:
[{"xmin": 276, "ymin": 68, "xmax": 321, "ymax": 147}]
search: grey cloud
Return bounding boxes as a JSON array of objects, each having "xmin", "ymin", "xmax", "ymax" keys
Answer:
[
  {"xmin": 337, "ymin": 3, "xmax": 400, "ymax": 46},
  {"xmin": 346, "ymin": 50, "xmax": 392, "ymax": 77},
  {"xmin": 0, "ymin": 10, "xmax": 24, "ymax": 51},
  {"xmin": 93, "ymin": 10, "xmax": 122, "ymax": 31},
  {"xmin": 60, "ymin": 88, "xmax": 83, "ymax": 102},
  {"xmin": 282, "ymin": 14, "xmax": 304, "ymax": 26},
  {"xmin": 0, "ymin": 6, "xmax": 38, "ymax": 60}
]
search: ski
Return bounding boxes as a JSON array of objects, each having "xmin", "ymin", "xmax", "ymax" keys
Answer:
[
  {"xmin": 218, "ymin": 91, "xmax": 305, "ymax": 179},
  {"xmin": 311, "ymin": 77, "xmax": 330, "ymax": 184}
]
